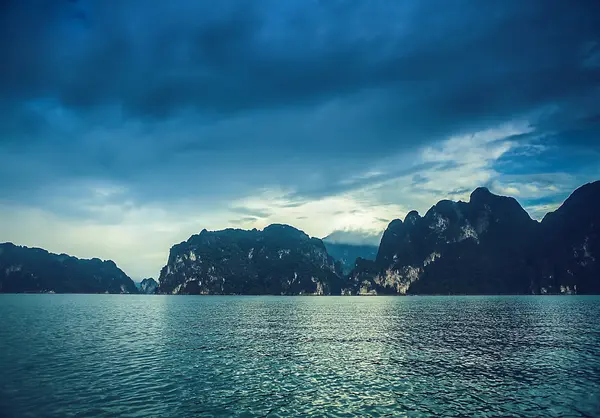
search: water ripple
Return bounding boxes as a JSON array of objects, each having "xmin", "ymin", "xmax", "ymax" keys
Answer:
[{"xmin": 0, "ymin": 295, "xmax": 599, "ymax": 417}]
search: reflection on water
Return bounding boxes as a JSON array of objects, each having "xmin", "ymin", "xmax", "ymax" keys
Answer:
[{"xmin": 0, "ymin": 295, "xmax": 599, "ymax": 417}]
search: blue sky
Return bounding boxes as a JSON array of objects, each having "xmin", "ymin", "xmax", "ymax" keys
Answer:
[{"xmin": 1, "ymin": 0, "xmax": 599, "ymax": 279}]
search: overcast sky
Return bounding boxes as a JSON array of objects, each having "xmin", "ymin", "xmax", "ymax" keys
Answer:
[{"xmin": 1, "ymin": 0, "xmax": 599, "ymax": 279}]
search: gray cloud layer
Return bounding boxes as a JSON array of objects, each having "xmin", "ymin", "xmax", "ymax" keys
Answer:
[
  {"xmin": 1, "ymin": 0, "xmax": 599, "ymax": 213},
  {"xmin": 2, "ymin": 0, "xmax": 598, "ymax": 115}
]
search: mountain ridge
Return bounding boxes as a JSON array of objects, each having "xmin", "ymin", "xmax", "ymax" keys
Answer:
[
  {"xmin": 0, "ymin": 242, "xmax": 137, "ymax": 294},
  {"xmin": 158, "ymin": 224, "xmax": 345, "ymax": 295},
  {"xmin": 350, "ymin": 181, "xmax": 599, "ymax": 295},
  {"xmin": 1, "ymin": 182, "xmax": 598, "ymax": 295}
]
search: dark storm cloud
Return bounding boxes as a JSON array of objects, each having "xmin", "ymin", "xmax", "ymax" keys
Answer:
[
  {"xmin": 0, "ymin": 0, "xmax": 599, "ymax": 212},
  {"xmin": 2, "ymin": 0, "xmax": 599, "ymax": 119}
]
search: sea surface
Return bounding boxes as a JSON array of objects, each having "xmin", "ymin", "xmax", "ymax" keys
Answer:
[{"xmin": 0, "ymin": 295, "xmax": 599, "ymax": 417}]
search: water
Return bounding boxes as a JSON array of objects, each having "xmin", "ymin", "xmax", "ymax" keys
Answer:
[{"xmin": 0, "ymin": 295, "xmax": 599, "ymax": 417}]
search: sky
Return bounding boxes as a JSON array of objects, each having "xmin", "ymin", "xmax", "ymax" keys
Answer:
[{"xmin": 1, "ymin": 0, "xmax": 599, "ymax": 280}]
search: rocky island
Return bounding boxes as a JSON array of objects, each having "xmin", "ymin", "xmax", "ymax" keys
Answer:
[
  {"xmin": 1, "ymin": 182, "xmax": 598, "ymax": 295},
  {"xmin": 138, "ymin": 277, "xmax": 159, "ymax": 294},
  {"xmin": 349, "ymin": 181, "xmax": 599, "ymax": 295},
  {"xmin": 0, "ymin": 243, "xmax": 137, "ymax": 294},
  {"xmin": 158, "ymin": 224, "xmax": 344, "ymax": 295},
  {"xmin": 158, "ymin": 181, "xmax": 599, "ymax": 295}
]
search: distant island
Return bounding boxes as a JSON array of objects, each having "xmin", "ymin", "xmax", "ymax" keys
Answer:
[
  {"xmin": 138, "ymin": 277, "xmax": 159, "ymax": 294},
  {"xmin": 0, "ymin": 243, "xmax": 137, "ymax": 294},
  {"xmin": 322, "ymin": 234, "xmax": 378, "ymax": 276},
  {"xmin": 1, "ymin": 181, "xmax": 598, "ymax": 295}
]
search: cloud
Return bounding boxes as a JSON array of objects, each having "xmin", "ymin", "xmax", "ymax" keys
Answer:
[
  {"xmin": 0, "ymin": 0, "xmax": 598, "ymax": 277},
  {"xmin": 229, "ymin": 217, "xmax": 259, "ymax": 225},
  {"xmin": 2, "ymin": 0, "xmax": 598, "ymax": 119},
  {"xmin": 0, "ymin": 201, "xmax": 235, "ymax": 279},
  {"xmin": 323, "ymin": 229, "xmax": 383, "ymax": 247},
  {"xmin": 230, "ymin": 206, "xmax": 272, "ymax": 219}
]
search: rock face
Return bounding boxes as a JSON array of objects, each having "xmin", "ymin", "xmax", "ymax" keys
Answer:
[
  {"xmin": 139, "ymin": 278, "xmax": 159, "ymax": 294},
  {"xmin": 535, "ymin": 181, "xmax": 600, "ymax": 294},
  {"xmin": 0, "ymin": 243, "xmax": 137, "ymax": 294},
  {"xmin": 158, "ymin": 224, "xmax": 344, "ymax": 295},
  {"xmin": 322, "ymin": 241, "xmax": 378, "ymax": 275},
  {"xmin": 350, "ymin": 182, "xmax": 600, "ymax": 295}
]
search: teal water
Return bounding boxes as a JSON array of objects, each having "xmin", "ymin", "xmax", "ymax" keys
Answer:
[{"xmin": 0, "ymin": 295, "xmax": 599, "ymax": 417}]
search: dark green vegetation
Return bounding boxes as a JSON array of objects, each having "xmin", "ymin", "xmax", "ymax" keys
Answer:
[
  {"xmin": 160, "ymin": 181, "xmax": 600, "ymax": 295},
  {"xmin": 350, "ymin": 186, "xmax": 539, "ymax": 295},
  {"xmin": 351, "ymin": 181, "xmax": 600, "ymax": 295},
  {"xmin": 536, "ymin": 182, "xmax": 600, "ymax": 294},
  {"xmin": 138, "ymin": 278, "xmax": 159, "ymax": 294},
  {"xmin": 0, "ymin": 243, "xmax": 137, "ymax": 294},
  {"xmin": 158, "ymin": 224, "xmax": 344, "ymax": 295}
]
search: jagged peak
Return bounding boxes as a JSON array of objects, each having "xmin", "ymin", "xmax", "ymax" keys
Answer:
[
  {"xmin": 404, "ymin": 210, "xmax": 421, "ymax": 225},
  {"xmin": 562, "ymin": 180, "xmax": 600, "ymax": 203},
  {"xmin": 542, "ymin": 180, "xmax": 600, "ymax": 224},
  {"xmin": 434, "ymin": 199, "xmax": 458, "ymax": 211},
  {"xmin": 423, "ymin": 199, "xmax": 460, "ymax": 221},
  {"xmin": 103, "ymin": 259, "xmax": 118, "ymax": 268},
  {"xmin": 263, "ymin": 223, "xmax": 302, "ymax": 232},
  {"xmin": 1, "ymin": 243, "xmax": 49, "ymax": 255},
  {"xmin": 469, "ymin": 186, "xmax": 493, "ymax": 202},
  {"xmin": 386, "ymin": 218, "xmax": 403, "ymax": 229},
  {"xmin": 262, "ymin": 223, "xmax": 310, "ymax": 239},
  {"xmin": 183, "ymin": 224, "xmax": 311, "ymax": 249},
  {"xmin": 0, "ymin": 243, "xmax": 122, "ymax": 266}
]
